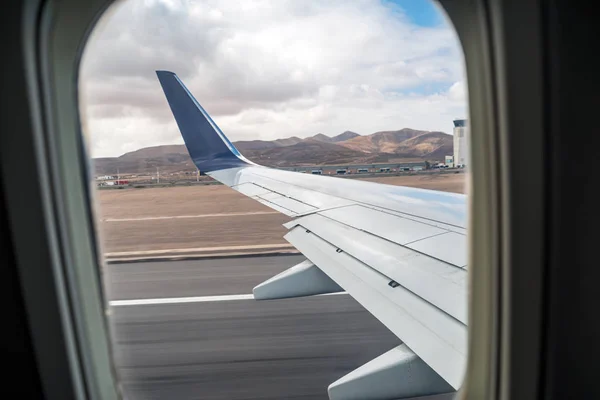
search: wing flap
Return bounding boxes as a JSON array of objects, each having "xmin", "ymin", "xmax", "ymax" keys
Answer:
[
  {"xmin": 319, "ymin": 205, "xmax": 448, "ymax": 247},
  {"xmin": 407, "ymin": 231, "xmax": 468, "ymax": 268},
  {"xmin": 288, "ymin": 214, "xmax": 468, "ymax": 323},
  {"xmin": 285, "ymin": 225, "xmax": 467, "ymax": 389}
]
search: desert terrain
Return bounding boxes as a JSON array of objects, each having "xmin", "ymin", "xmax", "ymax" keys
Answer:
[{"xmin": 95, "ymin": 172, "xmax": 466, "ymax": 254}]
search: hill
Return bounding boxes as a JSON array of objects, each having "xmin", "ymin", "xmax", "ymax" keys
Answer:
[
  {"xmin": 306, "ymin": 131, "xmax": 360, "ymax": 144},
  {"xmin": 393, "ymin": 131, "xmax": 453, "ymax": 159},
  {"xmin": 338, "ymin": 129, "xmax": 427, "ymax": 153},
  {"xmin": 93, "ymin": 144, "xmax": 194, "ymax": 175},
  {"xmin": 242, "ymin": 141, "xmax": 370, "ymax": 167},
  {"xmin": 332, "ymin": 131, "xmax": 360, "ymax": 142},
  {"xmin": 307, "ymin": 133, "xmax": 333, "ymax": 143},
  {"xmin": 93, "ymin": 129, "xmax": 453, "ymax": 175},
  {"xmin": 234, "ymin": 136, "xmax": 302, "ymax": 151}
]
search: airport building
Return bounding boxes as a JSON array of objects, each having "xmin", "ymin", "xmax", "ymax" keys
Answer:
[
  {"xmin": 453, "ymin": 119, "xmax": 469, "ymax": 167},
  {"xmin": 445, "ymin": 155, "xmax": 454, "ymax": 167}
]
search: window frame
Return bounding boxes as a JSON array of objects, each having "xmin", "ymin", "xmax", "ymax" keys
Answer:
[{"xmin": 1, "ymin": 0, "xmax": 551, "ymax": 398}]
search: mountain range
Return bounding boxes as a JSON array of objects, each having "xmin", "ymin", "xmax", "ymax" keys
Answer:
[{"xmin": 93, "ymin": 129, "xmax": 452, "ymax": 175}]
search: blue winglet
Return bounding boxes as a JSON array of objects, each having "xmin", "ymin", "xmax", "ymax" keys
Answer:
[{"xmin": 156, "ymin": 70, "xmax": 250, "ymax": 172}]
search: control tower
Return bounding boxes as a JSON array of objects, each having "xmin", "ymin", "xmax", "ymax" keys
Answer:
[{"xmin": 453, "ymin": 119, "xmax": 469, "ymax": 167}]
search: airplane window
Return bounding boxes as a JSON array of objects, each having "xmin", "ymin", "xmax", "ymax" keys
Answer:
[{"xmin": 80, "ymin": 0, "xmax": 469, "ymax": 398}]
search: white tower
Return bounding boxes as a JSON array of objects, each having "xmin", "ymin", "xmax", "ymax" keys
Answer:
[{"xmin": 453, "ymin": 119, "xmax": 469, "ymax": 167}]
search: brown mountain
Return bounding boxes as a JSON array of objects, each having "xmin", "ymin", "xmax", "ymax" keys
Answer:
[
  {"xmin": 93, "ymin": 129, "xmax": 452, "ymax": 175},
  {"xmin": 393, "ymin": 131, "xmax": 453, "ymax": 159},
  {"xmin": 338, "ymin": 129, "xmax": 427, "ymax": 153},
  {"xmin": 93, "ymin": 144, "xmax": 193, "ymax": 175},
  {"xmin": 332, "ymin": 131, "xmax": 360, "ymax": 142},
  {"xmin": 307, "ymin": 131, "xmax": 359, "ymax": 143},
  {"xmin": 235, "ymin": 136, "xmax": 302, "ymax": 151},
  {"xmin": 243, "ymin": 141, "xmax": 369, "ymax": 167},
  {"xmin": 307, "ymin": 133, "xmax": 334, "ymax": 143},
  {"xmin": 273, "ymin": 136, "xmax": 303, "ymax": 146}
]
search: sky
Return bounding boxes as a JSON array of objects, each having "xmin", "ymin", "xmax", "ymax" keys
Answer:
[{"xmin": 80, "ymin": 0, "xmax": 467, "ymax": 158}]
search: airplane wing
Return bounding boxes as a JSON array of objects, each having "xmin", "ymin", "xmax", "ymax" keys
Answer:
[{"xmin": 156, "ymin": 70, "xmax": 466, "ymax": 400}]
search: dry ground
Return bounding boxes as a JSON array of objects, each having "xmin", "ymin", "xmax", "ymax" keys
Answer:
[
  {"xmin": 95, "ymin": 172, "xmax": 466, "ymax": 253},
  {"xmin": 360, "ymin": 172, "xmax": 465, "ymax": 193}
]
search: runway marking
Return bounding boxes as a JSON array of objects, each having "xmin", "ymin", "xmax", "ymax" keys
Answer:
[
  {"xmin": 103, "ymin": 211, "xmax": 278, "ymax": 222},
  {"xmin": 104, "ymin": 243, "xmax": 294, "ymax": 257},
  {"xmin": 110, "ymin": 292, "xmax": 347, "ymax": 307}
]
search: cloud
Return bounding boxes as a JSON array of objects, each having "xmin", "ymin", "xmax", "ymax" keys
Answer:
[
  {"xmin": 448, "ymin": 81, "xmax": 467, "ymax": 102},
  {"xmin": 80, "ymin": 0, "xmax": 467, "ymax": 157}
]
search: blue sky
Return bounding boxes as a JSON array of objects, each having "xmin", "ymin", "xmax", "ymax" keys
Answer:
[
  {"xmin": 386, "ymin": 0, "xmax": 455, "ymax": 97},
  {"xmin": 387, "ymin": 0, "xmax": 446, "ymax": 27}
]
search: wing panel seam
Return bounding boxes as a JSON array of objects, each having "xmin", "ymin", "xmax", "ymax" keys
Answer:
[
  {"xmin": 313, "ymin": 213, "xmax": 465, "ymax": 270},
  {"xmin": 248, "ymin": 170, "xmax": 466, "ymax": 229},
  {"xmin": 289, "ymin": 224, "xmax": 466, "ymax": 326}
]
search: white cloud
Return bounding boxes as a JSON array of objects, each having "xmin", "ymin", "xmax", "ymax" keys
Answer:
[
  {"xmin": 80, "ymin": 0, "xmax": 467, "ymax": 157},
  {"xmin": 448, "ymin": 81, "xmax": 467, "ymax": 102}
]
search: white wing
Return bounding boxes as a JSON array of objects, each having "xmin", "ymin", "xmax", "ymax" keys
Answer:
[{"xmin": 157, "ymin": 70, "xmax": 466, "ymax": 399}]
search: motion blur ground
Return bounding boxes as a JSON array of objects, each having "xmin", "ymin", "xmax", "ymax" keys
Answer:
[
  {"xmin": 106, "ymin": 255, "xmax": 400, "ymax": 400},
  {"xmin": 106, "ymin": 256, "xmax": 454, "ymax": 400}
]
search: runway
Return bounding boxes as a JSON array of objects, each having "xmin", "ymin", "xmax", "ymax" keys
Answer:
[{"xmin": 106, "ymin": 255, "xmax": 452, "ymax": 400}]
